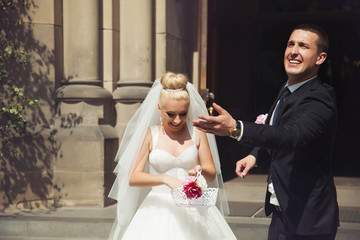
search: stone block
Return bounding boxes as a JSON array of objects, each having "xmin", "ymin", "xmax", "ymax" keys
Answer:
[
  {"xmin": 22, "ymin": 0, "xmax": 57, "ymax": 25},
  {"xmin": 53, "ymin": 124, "xmax": 118, "ymax": 207},
  {"xmin": 55, "ymin": 138, "xmax": 103, "ymax": 171},
  {"xmin": 0, "ymin": 130, "xmax": 55, "ymax": 210},
  {"xmin": 54, "ymin": 171, "xmax": 105, "ymax": 206}
]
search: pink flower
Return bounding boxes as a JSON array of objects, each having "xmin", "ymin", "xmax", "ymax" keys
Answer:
[
  {"xmin": 255, "ymin": 113, "xmax": 268, "ymax": 125},
  {"xmin": 183, "ymin": 181, "xmax": 202, "ymax": 199},
  {"xmin": 183, "ymin": 176, "xmax": 197, "ymax": 185}
]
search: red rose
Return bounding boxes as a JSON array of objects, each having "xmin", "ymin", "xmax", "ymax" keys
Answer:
[{"xmin": 183, "ymin": 181, "xmax": 202, "ymax": 199}]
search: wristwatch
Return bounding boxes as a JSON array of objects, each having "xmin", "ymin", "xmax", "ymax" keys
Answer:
[{"xmin": 229, "ymin": 120, "xmax": 241, "ymax": 139}]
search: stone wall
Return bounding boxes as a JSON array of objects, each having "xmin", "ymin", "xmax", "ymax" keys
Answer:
[
  {"xmin": 0, "ymin": 0, "xmax": 61, "ymax": 210},
  {"xmin": 0, "ymin": 0, "xmax": 200, "ymax": 210}
]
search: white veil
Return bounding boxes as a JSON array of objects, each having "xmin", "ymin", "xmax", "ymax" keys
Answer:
[{"xmin": 108, "ymin": 79, "xmax": 229, "ymax": 239}]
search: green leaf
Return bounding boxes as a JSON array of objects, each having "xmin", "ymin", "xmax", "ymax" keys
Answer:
[
  {"xmin": 9, "ymin": 108, "xmax": 18, "ymax": 114},
  {"xmin": 15, "ymin": 19, "xmax": 22, "ymax": 26}
]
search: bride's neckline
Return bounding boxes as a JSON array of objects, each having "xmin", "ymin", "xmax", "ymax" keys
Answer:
[
  {"xmin": 153, "ymin": 124, "xmax": 196, "ymax": 158},
  {"xmin": 152, "ymin": 145, "xmax": 197, "ymax": 159}
]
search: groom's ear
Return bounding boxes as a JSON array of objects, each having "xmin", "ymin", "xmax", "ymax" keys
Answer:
[
  {"xmin": 316, "ymin": 52, "xmax": 327, "ymax": 66},
  {"xmin": 158, "ymin": 104, "xmax": 161, "ymax": 110}
]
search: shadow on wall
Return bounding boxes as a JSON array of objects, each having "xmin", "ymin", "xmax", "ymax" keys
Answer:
[{"xmin": 0, "ymin": 0, "xmax": 62, "ymax": 210}]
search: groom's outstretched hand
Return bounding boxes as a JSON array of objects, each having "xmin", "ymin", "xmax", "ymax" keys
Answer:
[
  {"xmin": 236, "ymin": 155, "xmax": 256, "ymax": 179},
  {"xmin": 192, "ymin": 103, "xmax": 236, "ymax": 136}
]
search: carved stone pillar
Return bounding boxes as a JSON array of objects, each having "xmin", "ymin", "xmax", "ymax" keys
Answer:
[
  {"xmin": 113, "ymin": 0, "xmax": 154, "ymax": 139},
  {"xmin": 54, "ymin": 0, "xmax": 117, "ymax": 207}
]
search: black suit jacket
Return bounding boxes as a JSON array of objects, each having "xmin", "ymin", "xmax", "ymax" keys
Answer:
[{"xmin": 240, "ymin": 77, "xmax": 339, "ymax": 235}]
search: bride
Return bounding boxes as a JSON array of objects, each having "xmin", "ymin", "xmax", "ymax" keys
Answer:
[{"xmin": 108, "ymin": 72, "xmax": 236, "ymax": 240}]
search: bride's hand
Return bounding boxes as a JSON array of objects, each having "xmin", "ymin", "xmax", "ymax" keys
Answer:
[
  {"xmin": 188, "ymin": 165, "xmax": 202, "ymax": 176},
  {"xmin": 163, "ymin": 175, "xmax": 183, "ymax": 189}
]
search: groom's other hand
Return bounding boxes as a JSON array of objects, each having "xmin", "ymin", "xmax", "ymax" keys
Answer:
[
  {"xmin": 192, "ymin": 103, "xmax": 236, "ymax": 136},
  {"xmin": 235, "ymin": 155, "xmax": 256, "ymax": 178}
]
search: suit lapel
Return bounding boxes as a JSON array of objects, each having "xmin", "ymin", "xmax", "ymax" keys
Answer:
[
  {"xmin": 273, "ymin": 92, "xmax": 290, "ymax": 125},
  {"xmin": 266, "ymin": 83, "xmax": 287, "ymax": 125},
  {"xmin": 268, "ymin": 77, "xmax": 320, "ymax": 126}
]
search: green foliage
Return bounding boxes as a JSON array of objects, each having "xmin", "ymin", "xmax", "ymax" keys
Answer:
[{"xmin": 0, "ymin": 0, "xmax": 39, "ymax": 160}]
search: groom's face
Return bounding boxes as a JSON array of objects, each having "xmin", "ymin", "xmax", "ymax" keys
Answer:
[{"xmin": 284, "ymin": 29, "xmax": 327, "ymax": 84}]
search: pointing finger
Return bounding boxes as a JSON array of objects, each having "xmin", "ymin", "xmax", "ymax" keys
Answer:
[{"xmin": 213, "ymin": 103, "xmax": 228, "ymax": 115}]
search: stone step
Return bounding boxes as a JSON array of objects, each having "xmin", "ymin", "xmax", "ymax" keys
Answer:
[
  {"xmin": 0, "ymin": 206, "xmax": 114, "ymax": 240},
  {"xmin": 1, "ymin": 218, "xmax": 359, "ymax": 240},
  {"xmin": 1, "ymin": 206, "xmax": 360, "ymax": 240},
  {"xmin": 0, "ymin": 236, "xmax": 108, "ymax": 240},
  {"xmin": 227, "ymin": 217, "xmax": 360, "ymax": 240},
  {"xmin": 1, "ymin": 175, "xmax": 359, "ymax": 239},
  {"xmin": 0, "ymin": 217, "xmax": 112, "ymax": 239}
]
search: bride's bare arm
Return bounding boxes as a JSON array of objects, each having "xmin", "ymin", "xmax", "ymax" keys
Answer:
[
  {"xmin": 129, "ymin": 128, "xmax": 182, "ymax": 189},
  {"xmin": 196, "ymin": 129, "xmax": 216, "ymax": 182}
]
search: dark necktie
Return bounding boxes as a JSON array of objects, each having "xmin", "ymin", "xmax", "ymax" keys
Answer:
[
  {"xmin": 267, "ymin": 87, "xmax": 290, "ymax": 185},
  {"xmin": 272, "ymin": 87, "xmax": 290, "ymax": 124}
]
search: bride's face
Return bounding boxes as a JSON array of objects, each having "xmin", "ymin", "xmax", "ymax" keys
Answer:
[{"xmin": 159, "ymin": 98, "xmax": 190, "ymax": 132}]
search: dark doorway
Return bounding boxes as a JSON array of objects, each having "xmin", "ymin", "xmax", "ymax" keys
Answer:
[{"xmin": 207, "ymin": 0, "xmax": 360, "ymax": 180}]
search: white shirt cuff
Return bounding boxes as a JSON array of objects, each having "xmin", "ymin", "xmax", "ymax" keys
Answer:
[{"xmin": 236, "ymin": 120, "xmax": 244, "ymax": 141}]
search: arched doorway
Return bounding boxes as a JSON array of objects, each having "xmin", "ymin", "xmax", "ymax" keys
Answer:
[{"xmin": 205, "ymin": 0, "xmax": 360, "ymax": 180}]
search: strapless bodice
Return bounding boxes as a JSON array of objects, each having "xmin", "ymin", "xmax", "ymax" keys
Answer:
[{"xmin": 149, "ymin": 126, "xmax": 198, "ymax": 193}]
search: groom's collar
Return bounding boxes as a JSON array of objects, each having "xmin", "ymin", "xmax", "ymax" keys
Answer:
[{"xmin": 286, "ymin": 75, "xmax": 317, "ymax": 93}]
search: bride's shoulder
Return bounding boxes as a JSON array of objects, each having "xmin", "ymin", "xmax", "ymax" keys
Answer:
[
  {"xmin": 145, "ymin": 125, "xmax": 161, "ymax": 151},
  {"xmin": 148, "ymin": 124, "xmax": 161, "ymax": 133},
  {"xmin": 142, "ymin": 127, "xmax": 154, "ymax": 150},
  {"xmin": 144, "ymin": 125, "xmax": 161, "ymax": 141},
  {"xmin": 194, "ymin": 127, "xmax": 207, "ymax": 146}
]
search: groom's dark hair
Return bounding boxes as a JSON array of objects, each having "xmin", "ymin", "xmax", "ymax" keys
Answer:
[{"xmin": 293, "ymin": 23, "xmax": 329, "ymax": 53}]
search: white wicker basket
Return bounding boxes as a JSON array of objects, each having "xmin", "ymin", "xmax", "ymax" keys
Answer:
[{"xmin": 171, "ymin": 187, "xmax": 218, "ymax": 207}]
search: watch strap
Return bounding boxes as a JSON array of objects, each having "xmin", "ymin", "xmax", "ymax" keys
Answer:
[{"xmin": 236, "ymin": 120, "xmax": 240, "ymax": 129}]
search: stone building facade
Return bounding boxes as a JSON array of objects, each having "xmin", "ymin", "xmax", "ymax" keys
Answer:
[{"xmin": 1, "ymin": 0, "xmax": 204, "ymax": 209}]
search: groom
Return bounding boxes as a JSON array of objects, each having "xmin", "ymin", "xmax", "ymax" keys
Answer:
[{"xmin": 193, "ymin": 23, "xmax": 339, "ymax": 240}]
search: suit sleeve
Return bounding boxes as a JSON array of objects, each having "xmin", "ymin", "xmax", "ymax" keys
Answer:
[
  {"xmin": 240, "ymin": 86, "xmax": 337, "ymax": 151},
  {"xmin": 250, "ymin": 147, "xmax": 271, "ymax": 167}
]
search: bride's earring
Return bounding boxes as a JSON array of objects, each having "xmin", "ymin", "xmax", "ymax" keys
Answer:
[{"xmin": 160, "ymin": 117, "xmax": 163, "ymax": 125}]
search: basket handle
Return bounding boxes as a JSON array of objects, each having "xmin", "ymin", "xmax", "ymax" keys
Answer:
[{"xmin": 194, "ymin": 170, "xmax": 201, "ymax": 181}]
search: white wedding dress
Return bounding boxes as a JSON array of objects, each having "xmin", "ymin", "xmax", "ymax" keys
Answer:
[{"xmin": 121, "ymin": 126, "xmax": 237, "ymax": 240}]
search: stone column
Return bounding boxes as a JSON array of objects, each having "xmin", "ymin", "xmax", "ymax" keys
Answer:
[
  {"xmin": 155, "ymin": 0, "xmax": 199, "ymax": 80},
  {"xmin": 54, "ymin": 0, "xmax": 118, "ymax": 207},
  {"xmin": 102, "ymin": 0, "xmax": 120, "ymax": 93},
  {"xmin": 113, "ymin": 0, "xmax": 154, "ymax": 139}
]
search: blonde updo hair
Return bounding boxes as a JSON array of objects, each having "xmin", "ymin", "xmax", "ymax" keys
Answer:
[{"xmin": 159, "ymin": 72, "xmax": 190, "ymax": 108}]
